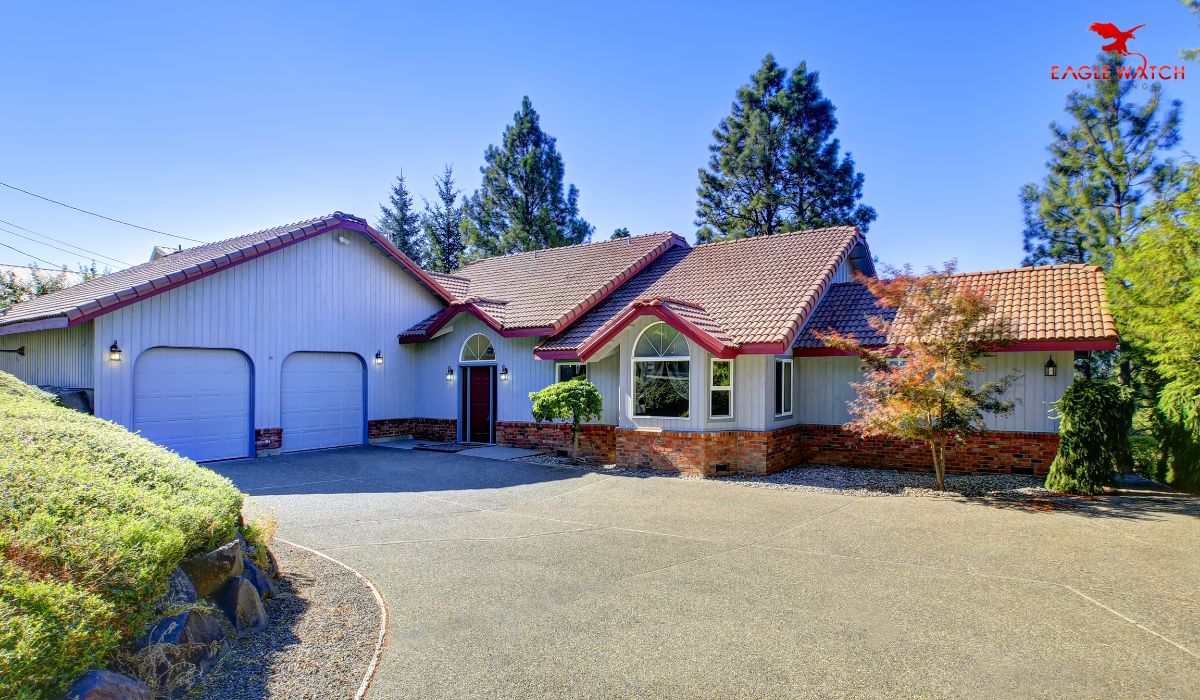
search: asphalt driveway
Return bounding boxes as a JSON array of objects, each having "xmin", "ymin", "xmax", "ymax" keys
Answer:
[{"xmin": 212, "ymin": 446, "xmax": 1200, "ymax": 699}]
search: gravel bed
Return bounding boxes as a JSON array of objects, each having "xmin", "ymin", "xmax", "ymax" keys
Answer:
[
  {"xmin": 190, "ymin": 540, "xmax": 381, "ymax": 700},
  {"xmin": 516, "ymin": 454, "xmax": 1059, "ymax": 500}
]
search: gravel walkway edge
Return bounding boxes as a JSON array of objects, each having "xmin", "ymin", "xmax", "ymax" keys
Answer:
[{"xmin": 274, "ymin": 536, "xmax": 390, "ymax": 700}]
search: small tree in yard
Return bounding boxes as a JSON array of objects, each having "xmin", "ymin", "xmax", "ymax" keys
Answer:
[
  {"xmin": 818, "ymin": 262, "xmax": 1017, "ymax": 490},
  {"xmin": 529, "ymin": 379, "xmax": 602, "ymax": 462}
]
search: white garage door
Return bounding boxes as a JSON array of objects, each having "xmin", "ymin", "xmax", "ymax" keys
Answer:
[
  {"xmin": 133, "ymin": 348, "xmax": 252, "ymax": 462},
  {"xmin": 281, "ymin": 352, "xmax": 364, "ymax": 452}
]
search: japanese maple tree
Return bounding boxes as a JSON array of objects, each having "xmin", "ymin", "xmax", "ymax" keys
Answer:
[{"xmin": 818, "ymin": 262, "xmax": 1017, "ymax": 490}]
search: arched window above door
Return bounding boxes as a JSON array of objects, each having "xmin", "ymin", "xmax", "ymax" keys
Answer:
[{"xmin": 460, "ymin": 334, "xmax": 496, "ymax": 363}]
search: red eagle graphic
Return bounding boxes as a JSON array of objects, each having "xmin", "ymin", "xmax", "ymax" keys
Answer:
[{"xmin": 1088, "ymin": 22, "xmax": 1147, "ymax": 56}]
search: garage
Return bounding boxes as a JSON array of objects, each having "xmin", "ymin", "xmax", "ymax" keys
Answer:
[
  {"xmin": 281, "ymin": 352, "xmax": 365, "ymax": 452},
  {"xmin": 133, "ymin": 348, "xmax": 252, "ymax": 462}
]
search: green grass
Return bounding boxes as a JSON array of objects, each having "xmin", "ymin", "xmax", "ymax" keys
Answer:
[{"xmin": 0, "ymin": 371, "xmax": 243, "ymax": 699}]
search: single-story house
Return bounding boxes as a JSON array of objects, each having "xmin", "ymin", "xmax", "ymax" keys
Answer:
[{"xmin": 0, "ymin": 212, "xmax": 1117, "ymax": 476}]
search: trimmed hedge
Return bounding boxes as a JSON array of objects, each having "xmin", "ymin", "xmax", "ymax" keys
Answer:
[{"xmin": 0, "ymin": 371, "xmax": 243, "ymax": 699}]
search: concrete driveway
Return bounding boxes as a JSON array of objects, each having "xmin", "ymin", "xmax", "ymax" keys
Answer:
[{"xmin": 212, "ymin": 446, "xmax": 1200, "ymax": 699}]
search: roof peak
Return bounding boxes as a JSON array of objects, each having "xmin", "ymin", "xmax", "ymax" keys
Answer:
[
  {"xmin": 694, "ymin": 226, "xmax": 860, "ymax": 249},
  {"xmin": 457, "ymin": 231, "xmax": 682, "ymax": 269}
]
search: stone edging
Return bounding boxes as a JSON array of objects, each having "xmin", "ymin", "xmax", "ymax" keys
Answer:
[{"xmin": 275, "ymin": 537, "xmax": 389, "ymax": 700}]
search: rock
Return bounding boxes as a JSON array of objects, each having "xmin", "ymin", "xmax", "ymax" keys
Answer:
[
  {"xmin": 131, "ymin": 608, "xmax": 227, "ymax": 695},
  {"xmin": 241, "ymin": 557, "xmax": 275, "ymax": 599},
  {"xmin": 212, "ymin": 577, "xmax": 266, "ymax": 635},
  {"xmin": 178, "ymin": 540, "xmax": 243, "ymax": 597},
  {"xmin": 154, "ymin": 567, "xmax": 197, "ymax": 614},
  {"xmin": 63, "ymin": 669, "xmax": 152, "ymax": 700},
  {"xmin": 265, "ymin": 546, "xmax": 281, "ymax": 579}
]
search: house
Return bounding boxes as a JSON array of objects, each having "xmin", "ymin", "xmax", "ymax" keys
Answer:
[{"xmin": 0, "ymin": 212, "xmax": 1117, "ymax": 476}]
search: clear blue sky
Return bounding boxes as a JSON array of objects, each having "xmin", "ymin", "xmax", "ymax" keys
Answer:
[{"xmin": 1, "ymin": 1, "xmax": 1196, "ymax": 274}]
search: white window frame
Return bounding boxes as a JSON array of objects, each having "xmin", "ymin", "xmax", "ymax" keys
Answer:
[
  {"xmin": 632, "ymin": 322, "xmax": 691, "ymax": 420},
  {"xmin": 555, "ymin": 361, "xmax": 588, "ymax": 383},
  {"xmin": 774, "ymin": 358, "xmax": 793, "ymax": 418},
  {"xmin": 460, "ymin": 333, "xmax": 496, "ymax": 364},
  {"xmin": 709, "ymin": 358, "xmax": 733, "ymax": 420}
]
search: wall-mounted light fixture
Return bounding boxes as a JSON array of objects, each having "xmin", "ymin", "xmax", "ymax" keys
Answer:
[
  {"xmin": 1044, "ymin": 356, "xmax": 1057, "ymax": 377},
  {"xmin": 109, "ymin": 341, "xmax": 123, "ymax": 362},
  {"xmin": 0, "ymin": 346, "xmax": 24, "ymax": 357},
  {"xmin": 445, "ymin": 365, "xmax": 455, "ymax": 380},
  {"xmin": 499, "ymin": 365, "xmax": 509, "ymax": 381},
  {"xmin": 375, "ymin": 350, "xmax": 384, "ymax": 367}
]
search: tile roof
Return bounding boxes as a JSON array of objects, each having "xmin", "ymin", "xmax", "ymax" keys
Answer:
[
  {"xmin": 400, "ymin": 232, "xmax": 682, "ymax": 340},
  {"xmin": 0, "ymin": 213, "xmax": 452, "ymax": 333},
  {"xmin": 793, "ymin": 264, "xmax": 1118, "ymax": 351},
  {"xmin": 537, "ymin": 226, "xmax": 865, "ymax": 357}
]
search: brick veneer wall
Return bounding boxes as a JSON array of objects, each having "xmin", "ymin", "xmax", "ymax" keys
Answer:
[
  {"xmin": 255, "ymin": 428, "xmax": 282, "ymax": 452},
  {"xmin": 367, "ymin": 418, "xmax": 458, "ymax": 442},
  {"xmin": 496, "ymin": 422, "xmax": 616, "ymax": 462},
  {"xmin": 796, "ymin": 424, "xmax": 1060, "ymax": 476}
]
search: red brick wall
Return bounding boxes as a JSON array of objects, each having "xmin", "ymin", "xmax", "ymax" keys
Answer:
[
  {"xmin": 255, "ymin": 428, "xmax": 282, "ymax": 452},
  {"xmin": 496, "ymin": 422, "xmax": 616, "ymax": 462},
  {"xmin": 796, "ymin": 424, "xmax": 1059, "ymax": 476},
  {"xmin": 366, "ymin": 418, "xmax": 458, "ymax": 442},
  {"xmin": 615, "ymin": 429, "xmax": 740, "ymax": 477}
]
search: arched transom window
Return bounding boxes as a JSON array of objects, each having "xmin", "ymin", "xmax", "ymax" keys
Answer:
[
  {"xmin": 633, "ymin": 322, "xmax": 690, "ymax": 418},
  {"xmin": 461, "ymin": 334, "xmax": 496, "ymax": 363}
]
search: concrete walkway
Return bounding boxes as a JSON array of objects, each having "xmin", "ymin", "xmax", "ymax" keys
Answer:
[{"xmin": 213, "ymin": 446, "xmax": 1200, "ymax": 699}]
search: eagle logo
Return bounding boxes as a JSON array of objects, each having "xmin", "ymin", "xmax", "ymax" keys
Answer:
[{"xmin": 1088, "ymin": 22, "xmax": 1147, "ymax": 56}]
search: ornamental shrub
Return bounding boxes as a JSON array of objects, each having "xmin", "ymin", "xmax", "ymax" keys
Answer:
[
  {"xmin": 1044, "ymin": 379, "xmax": 1135, "ymax": 495},
  {"xmin": 529, "ymin": 379, "xmax": 603, "ymax": 462}
]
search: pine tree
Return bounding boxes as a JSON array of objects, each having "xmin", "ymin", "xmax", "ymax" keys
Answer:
[
  {"xmin": 695, "ymin": 54, "xmax": 875, "ymax": 242},
  {"xmin": 422, "ymin": 166, "xmax": 466, "ymax": 272},
  {"xmin": 463, "ymin": 97, "xmax": 593, "ymax": 259},
  {"xmin": 1021, "ymin": 53, "xmax": 1181, "ymax": 268},
  {"xmin": 611, "ymin": 227, "xmax": 631, "ymax": 239},
  {"xmin": 378, "ymin": 173, "xmax": 427, "ymax": 266}
]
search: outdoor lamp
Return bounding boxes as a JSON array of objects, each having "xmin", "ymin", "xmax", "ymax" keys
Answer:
[
  {"xmin": 0, "ymin": 346, "xmax": 24, "ymax": 356},
  {"xmin": 109, "ymin": 341, "xmax": 123, "ymax": 362},
  {"xmin": 445, "ymin": 365, "xmax": 455, "ymax": 380},
  {"xmin": 375, "ymin": 350, "xmax": 384, "ymax": 367},
  {"xmin": 500, "ymin": 365, "xmax": 509, "ymax": 381},
  {"xmin": 1044, "ymin": 356, "xmax": 1057, "ymax": 377}
]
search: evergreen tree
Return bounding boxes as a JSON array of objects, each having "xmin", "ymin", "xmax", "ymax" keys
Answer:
[
  {"xmin": 1021, "ymin": 53, "xmax": 1181, "ymax": 268},
  {"xmin": 422, "ymin": 166, "xmax": 466, "ymax": 272},
  {"xmin": 378, "ymin": 173, "xmax": 427, "ymax": 266},
  {"xmin": 611, "ymin": 227, "xmax": 631, "ymax": 239},
  {"xmin": 463, "ymin": 97, "xmax": 593, "ymax": 259},
  {"xmin": 695, "ymin": 54, "xmax": 875, "ymax": 242}
]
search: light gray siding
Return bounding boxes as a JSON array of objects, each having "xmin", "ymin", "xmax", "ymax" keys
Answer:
[
  {"xmin": 0, "ymin": 322, "xmax": 93, "ymax": 388},
  {"xmin": 92, "ymin": 229, "xmax": 444, "ymax": 432}
]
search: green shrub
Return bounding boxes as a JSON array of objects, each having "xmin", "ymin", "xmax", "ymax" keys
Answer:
[
  {"xmin": 1044, "ymin": 379, "xmax": 1135, "ymax": 495},
  {"xmin": 0, "ymin": 371, "xmax": 243, "ymax": 698},
  {"xmin": 529, "ymin": 379, "xmax": 603, "ymax": 461}
]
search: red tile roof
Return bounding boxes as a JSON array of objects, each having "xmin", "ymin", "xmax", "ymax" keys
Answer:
[
  {"xmin": 537, "ymin": 226, "xmax": 866, "ymax": 358},
  {"xmin": 0, "ymin": 213, "xmax": 453, "ymax": 334},
  {"xmin": 793, "ymin": 264, "xmax": 1118, "ymax": 353}
]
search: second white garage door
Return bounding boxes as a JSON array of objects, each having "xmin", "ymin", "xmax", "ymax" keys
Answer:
[{"xmin": 280, "ymin": 352, "xmax": 364, "ymax": 452}]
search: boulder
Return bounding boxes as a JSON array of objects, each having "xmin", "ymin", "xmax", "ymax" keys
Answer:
[
  {"xmin": 212, "ymin": 577, "xmax": 266, "ymax": 635},
  {"xmin": 131, "ymin": 608, "xmax": 227, "ymax": 695},
  {"xmin": 63, "ymin": 669, "xmax": 151, "ymax": 700},
  {"xmin": 154, "ymin": 567, "xmax": 197, "ymax": 614},
  {"xmin": 265, "ymin": 546, "xmax": 281, "ymax": 579},
  {"xmin": 178, "ymin": 540, "xmax": 243, "ymax": 597},
  {"xmin": 241, "ymin": 557, "xmax": 275, "ymax": 599}
]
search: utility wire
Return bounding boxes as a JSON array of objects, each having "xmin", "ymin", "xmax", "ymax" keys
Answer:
[
  {"xmin": 0, "ymin": 221, "xmax": 132, "ymax": 267},
  {"xmin": 0, "ymin": 180, "xmax": 204, "ymax": 243},
  {"xmin": 0, "ymin": 240, "xmax": 69, "ymax": 269}
]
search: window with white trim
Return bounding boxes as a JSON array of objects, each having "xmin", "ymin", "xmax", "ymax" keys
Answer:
[
  {"xmin": 556, "ymin": 362, "xmax": 587, "ymax": 383},
  {"xmin": 461, "ymin": 334, "xmax": 496, "ymax": 362},
  {"xmin": 710, "ymin": 359, "xmax": 733, "ymax": 419},
  {"xmin": 633, "ymin": 322, "xmax": 690, "ymax": 418},
  {"xmin": 774, "ymin": 358, "xmax": 793, "ymax": 417}
]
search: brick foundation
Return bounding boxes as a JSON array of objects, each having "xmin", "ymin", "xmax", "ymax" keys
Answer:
[
  {"xmin": 796, "ymin": 424, "xmax": 1059, "ymax": 476},
  {"xmin": 496, "ymin": 422, "xmax": 616, "ymax": 462},
  {"xmin": 367, "ymin": 418, "xmax": 458, "ymax": 442},
  {"xmin": 255, "ymin": 428, "xmax": 282, "ymax": 452}
]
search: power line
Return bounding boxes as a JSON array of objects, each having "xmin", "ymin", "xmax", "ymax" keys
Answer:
[
  {"xmin": 0, "ymin": 180, "xmax": 204, "ymax": 243},
  {"xmin": 0, "ymin": 220, "xmax": 131, "ymax": 267},
  {"xmin": 0, "ymin": 240, "xmax": 69, "ymax": 269}
]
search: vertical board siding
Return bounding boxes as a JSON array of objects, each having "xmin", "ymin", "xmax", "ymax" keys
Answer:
[
  {"xmin": 0, "ymin": 323, "xmax": 93, "ymax": 387},
  {"xmin": 93, "ymin": 229, "xmax": 444, "ymax": 431}
]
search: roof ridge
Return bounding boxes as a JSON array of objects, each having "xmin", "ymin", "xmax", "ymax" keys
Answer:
[
  {"xmin": 456, "ymin": 231, "xmax": 682, "ymax": 271},
  {"xmin": 694, "ymin": 226, "xmax": 860, "ymax": 249},
  {"xmin": 943, "ymin": 262, "xmax": 1103, "ymax": 278}
]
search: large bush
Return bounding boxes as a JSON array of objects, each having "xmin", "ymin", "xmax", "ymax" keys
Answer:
[
  {"xmin": 0, "ymin": 371, "xmax": 243, "ymax": 699},
  {"xmin": 1044, "ymin": 379, "xmax": 1135, "ymax": 495}
]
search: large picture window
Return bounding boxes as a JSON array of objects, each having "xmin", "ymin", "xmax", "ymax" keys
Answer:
[
  {"xmin": 633, "ymin": 322, "xmax": 690, "ymax": 418},
  {"xmin": 710, "ymin": 359, "xmax": 733, "ymax": 419},
  {"xmin": 774, "ymin": 358, "xmax": 793, "ymax": 417}
]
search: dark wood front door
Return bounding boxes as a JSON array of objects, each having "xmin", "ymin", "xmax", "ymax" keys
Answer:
[{"xmin": 463, "ymin": 365, "xmax": 494, "ymax": 443}]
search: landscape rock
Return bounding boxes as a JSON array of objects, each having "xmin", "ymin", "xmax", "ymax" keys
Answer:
[
  {"xmin": 129, "ymin": 608, "xmax": 227, "ymax": 696},
  {"xmin": 241, "ymin": 557, "xmax": 275, "ymax": 598},
  {"xmin": 265, "ymin": 546, "xmax": 281, "ymax": 579},
  {"xmin": 154, "ymin": 567, "xmax": 198, "ymax": 614},
  {"xmin": 213, "ymin": 577, "xmax": 267, "ymax": 635},
  {"xmin": 63, "ymin": 669, "xmax": 152, "ymax": 700},
  {"xmin": 179, "ymin": 540, "xmax": 243, "ymax": 597}
]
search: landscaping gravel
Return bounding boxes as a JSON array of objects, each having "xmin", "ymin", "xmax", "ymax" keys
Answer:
[
  {"xmin": 190, "ymin": 541, "xmax": 381, "ymax": 700},
  {"xmin": 516, "ymin": 454, "xmax": 1058, "ymax": 500}
]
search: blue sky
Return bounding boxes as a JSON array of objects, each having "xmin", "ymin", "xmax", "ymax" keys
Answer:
[{"xmin": 1, "ymin": 1, "xmax": 1196, "ymax": 274}]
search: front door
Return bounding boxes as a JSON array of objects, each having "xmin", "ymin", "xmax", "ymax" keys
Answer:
[{"xmin": 463, "ymin": 365, "xmax": 495, "ymax": 443}]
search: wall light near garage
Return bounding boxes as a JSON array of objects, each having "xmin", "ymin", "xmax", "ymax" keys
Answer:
[
  {"xmin": 375, "ymin": 350, "xmax": 384, "ymax": 367},
  {"xmin": 445, "ymin": 365, "xmax": 455, "ymax": 380},
  {"xmin": 109, "ymin": 341, "xmax": 123, "ymax": 362},
  {"xmin": 499, "ymin": 365, "xmax": 509, "ymax": 381},
  {"xmin": 1044, "ymin": 356, "xmax": 1057, "ymax": 377}
]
